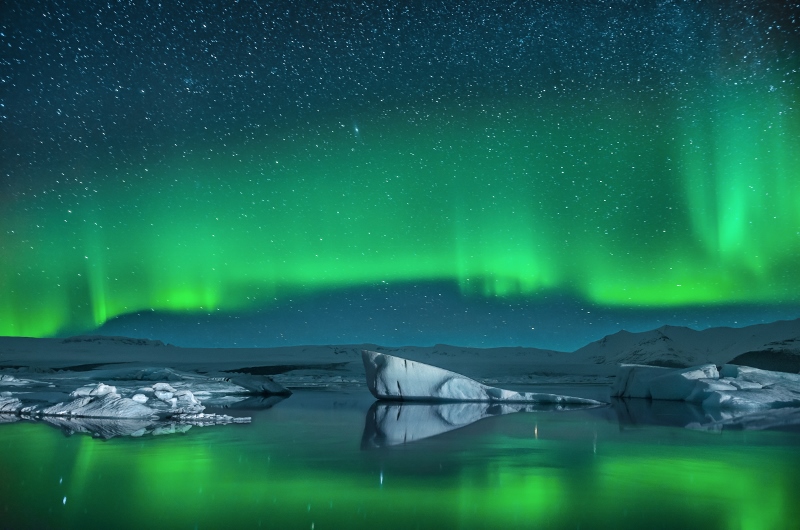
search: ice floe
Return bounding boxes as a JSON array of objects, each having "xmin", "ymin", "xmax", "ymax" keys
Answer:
[
  {"xmin": 0, "ymin": 364, "xmax": 290, "ymax": 418},
  {"xmin": 1, "ymin": 372, "xmax": 264, "ymax": 421},
  {"xmin": 0, "ymin": 380, "xmax": 253, "ymax": 439},
  {"xmin": 612, "ymin": 363, "xmax": 800, "ymax": 409},
  {"xmin": 0, "ymin": 396, "xmax": 23, "ymax": 413}
]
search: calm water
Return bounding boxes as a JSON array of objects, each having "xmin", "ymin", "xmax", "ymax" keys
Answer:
[{"xmin": 1, "ymin": 387, "xmax": 799, "ymax": 529}]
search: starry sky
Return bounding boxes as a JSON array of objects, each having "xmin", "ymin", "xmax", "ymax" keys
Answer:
[{"xmin": 1, "ymin": 1, "xmax": 799, "ymax": 350}]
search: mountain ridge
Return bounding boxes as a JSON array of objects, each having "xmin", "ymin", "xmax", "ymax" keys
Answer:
[{"xmin": 1, "ymin": 318, "xmax": 798, "ymax": 374}]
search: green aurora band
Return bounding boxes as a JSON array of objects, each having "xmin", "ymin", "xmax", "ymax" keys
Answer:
[{"xmin": 2, "ymin": 80, "xmax": 799, "ymax": 337}]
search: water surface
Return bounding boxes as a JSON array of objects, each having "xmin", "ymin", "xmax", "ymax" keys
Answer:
[{"xmin": 1, "ymin": 387, "xmax": 798, "ymax": 529}]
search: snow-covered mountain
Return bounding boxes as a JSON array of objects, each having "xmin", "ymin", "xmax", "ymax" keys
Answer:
[
  {"xmin": 0, "ymin": 318, "xmax": 798, "ymax": 380},
  {"xmin": 572, "ymin": 318, "xmax": 800, "ymax": 371}
]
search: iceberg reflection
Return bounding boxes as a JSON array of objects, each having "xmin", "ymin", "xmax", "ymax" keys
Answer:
[
  {"xmin": 613, "ymin": 397, "xmax": 800, "ymax": 432},
  {"xmin": 362, "ymin": 401, "xmax": 591, "ymax": 448}
]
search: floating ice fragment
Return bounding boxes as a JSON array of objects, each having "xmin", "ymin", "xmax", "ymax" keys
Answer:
[{"xmin": 613, "ymin": 363, "xmax": 800, "ymax": 409}]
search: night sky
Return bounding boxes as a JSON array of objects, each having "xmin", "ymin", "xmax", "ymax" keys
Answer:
[{"xmin": 2, "ymin": 1, "xmax": 799, "ymax": 350}]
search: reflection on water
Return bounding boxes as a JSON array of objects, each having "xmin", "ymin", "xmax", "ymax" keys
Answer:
[
  {"xmin": 208, "ymin": 394, "xmax": 288, "ymax": 411},
  {"xmin": 362, "ymin": 401, "xmax": 597, "ymax": 448},
  {"xmin": 1, "ymin": 388, "xmax": 799, "ymax": 529},
  {"xmin": 613, "ymin": 397, "xmax": 800, "ymax": 432}
]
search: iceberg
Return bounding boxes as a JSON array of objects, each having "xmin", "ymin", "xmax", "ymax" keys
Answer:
[
  {"xmin": 1, "ymin": 381, "xmax": 253, "ymax": 439},
  {"xmin": 40, "ymin": 384, "xmax": 159, "ymax": 419},
  {"xmin": 362, "ymin": 350, "xmax": 603, "ymax": 405},
  {"xmin": 0, "ymin": 396, "xmax": 23, "ymax": 413},
  {"xmin": 0, "ymin": 366, "xmax": 289, "ymax": 423},
  {"xmin": 31, "ymin": 382, "xmax": 219, "ymax": 419},
  {"xmin": 612, "ymin": 363, "xmax": 800, "ymax": 409}
]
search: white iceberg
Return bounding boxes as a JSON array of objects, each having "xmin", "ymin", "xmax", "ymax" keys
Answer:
[
  {"xmin": 612, "ymin": 363, "xmax": 800, "ymax": 409},
  {"xmin": 0, "ymin": 396, "xmax": 23, "ymax": 413},
  {"xmin": 3, "ymin": 381, "xmax": 252, "ymax": 439},
  {"xmin": 35, "ymin": 382, "xmax": 209, "ymax": 419},
  {"xmin": 41, "ymin": 387, "xmax": 157, "ymax": 419},
  {"xmin": 362, "ymin": 350, "xmax": 603, "ymax": 405}
]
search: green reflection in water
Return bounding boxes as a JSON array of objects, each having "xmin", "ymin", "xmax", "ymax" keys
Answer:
[{"xmin": 1, "ymin": 399, "xmax": 798, "ymax": 529}]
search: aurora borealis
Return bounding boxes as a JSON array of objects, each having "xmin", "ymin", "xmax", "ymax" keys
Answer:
[{"xmin": 2, "ymin": 1, "xmax": 799, "ymax": 348}]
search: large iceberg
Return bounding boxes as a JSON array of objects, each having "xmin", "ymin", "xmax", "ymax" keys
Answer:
[
  {"xmin": 612, "ymin": 363, "xmax": 800, "ymax": 409},
  {"xmin": 362, "ymin": 350, "xmax": 603, "ymax": 405}
]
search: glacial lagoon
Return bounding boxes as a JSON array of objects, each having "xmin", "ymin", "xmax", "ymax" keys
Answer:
[{"xmin": 2, "ymin": 387, "xmax": 799, "ymax": 529}]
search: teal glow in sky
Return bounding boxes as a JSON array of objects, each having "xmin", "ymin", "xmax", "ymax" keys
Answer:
[{"xmin": 1, "ymin": 1, "xmax": 799, "ymax": 347}]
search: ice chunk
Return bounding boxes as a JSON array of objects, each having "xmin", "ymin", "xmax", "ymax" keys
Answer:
[
  {"xmin": 721, "ymin": 364, "xmax": 800, "ymax": 388},
  {"xmin": 0, "ymin": 396, "xmax": 23, "ymax": 413},
  {"xmin": 34, "ymin": 382, "xmax": 208, "ymax": 418},
  {"xmin": 611, "ymin": 365, "xmax": 670, "ymax": 398},
  {"xmin": 70, "ymin": 383, "xmax": 117, "ymax": 398},
  {"xmin": 728, "ymin": 379, "xmax": 763, "ymax": 390},
  {"xmin": 648, "ymin": 364, "xmax": 719, "ymax": 401},
  {"xmin": 42, "ymin": 391, "xmax": 156, "ymax": 419},
  {"xmin": 154, "ymin": 390, "xmax": 174, "ymax": 401},
  {"xmin": 684, "ymin": 379, "xmax": 738, "ymax": 403},
  {"xmin": 613, "ymin": 363, "xmax": 800, "ymax": 410},
  {"xmin": 701, "ymin": 386, "xmax": 800, "ymax": 409},
  {"xmin": 152, "ymin": 382, "xmax": 176, "ymax": 393},
  {"xmin": 174, "ymin": 389, "xmax": 199, "ymax": 407},
  {"xmin": 362, "ymin": 350, "xmax": 603, "ymax": 405}
]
